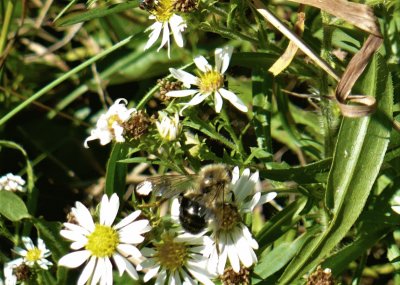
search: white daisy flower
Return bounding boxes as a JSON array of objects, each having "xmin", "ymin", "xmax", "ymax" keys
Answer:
[
  {"xmin": 58, "ymin": 193, "xmax": 151, "ymax": 285},
  {"xmin": 204, "ymin": 167, "xmax": 277, "ymax": 275},
  {"xmin": 9, "ymin": 237, "xmax": 52, "ymax": 270},
  {"xmin": 84, "ymin": 98, "xmax": 137, "ymax": 148},
  {"xmin": 144, "ymin": 0, "xmax": 187, "ymax": 58},
  {"xmin": 0, "ymin": 173, "xmax": 26, "ymax": 192},
  {"xmin": 156, "ymin": 111, "xmax": 181, "ymax": 141},
  {"xmin": 166, "ymin": 46, "xmax": 248, "ymax": 114},
  {"xmin": 137, "ymin": 231, "xmax": 217, "ymax": 285}
]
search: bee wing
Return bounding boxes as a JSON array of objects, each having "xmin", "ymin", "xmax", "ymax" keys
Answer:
[{"xmin": 136, "ymin": 174, "xmax": 197, "ymax": 199}]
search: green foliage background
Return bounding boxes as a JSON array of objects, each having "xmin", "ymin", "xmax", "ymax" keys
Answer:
[{"xmin": 0, "ymin": 0, "xmax": 399, "ymax": 284}]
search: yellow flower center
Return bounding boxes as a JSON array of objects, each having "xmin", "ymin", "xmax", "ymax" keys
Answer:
[
  {"xmin": 199, "ymin": 70, "xmax": 224, "ymax": 94},
  {"xmin": 85, "ymin": 224, "xmax": 120, "ymax": 257},
  {"xmin": 107, "ymin": 114, "xmax": 123, "ymax": 129},
  {"xmin": 151, "ymin": 0, "xmax": 175, "ymax": 22},
  {"xmin": 155, "ymin": 235, "xmax": 188, "ymax": 271},
  {"xmin": 26, "ymin": 247, "xmax": 41, "ymax": 262}
]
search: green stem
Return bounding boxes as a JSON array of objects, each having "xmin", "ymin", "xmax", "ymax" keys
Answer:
[
  {"xmin": 220, "ymin": 107, "xmax": 245, "ymax": 155},
  {"xmin": 0, "ymin": 0, "xmax": 15, "ymax": 55},
  {"xmin": 320, "ymin": 12, "xmax": 339, "ymax": 158}
]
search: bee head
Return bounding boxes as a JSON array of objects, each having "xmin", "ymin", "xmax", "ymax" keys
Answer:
[{"xmin": 199, "ymin": 164, "xmax": 231, "ymax": 194}]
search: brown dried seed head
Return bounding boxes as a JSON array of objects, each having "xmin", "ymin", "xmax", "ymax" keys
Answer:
[
  {"xmin": 221, "ymin": 266, "xmax": 251, "ymax": 285},
  {"xmin": 172, "ymin": 0, "xmax": 198, "ymax": 12},
  {"xmin": 155, "ymin": 79, "xmax": 183, "ymax": 102},
  {"xmin": 307, "ymin": 266, "xmax": 335, "ymax": 285},
  {"xmin": 123, "ymin": 111, "xmax": 151, "ymax": 140}
]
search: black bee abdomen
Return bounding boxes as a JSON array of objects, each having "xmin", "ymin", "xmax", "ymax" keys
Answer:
[{"xmin": 179, "ymin": 197, "xmax": 207, "ymax": 234}]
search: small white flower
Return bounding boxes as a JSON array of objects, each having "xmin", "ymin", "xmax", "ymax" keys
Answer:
[
  {"xmin": 156, "ymin": 111, "xmax": 181, "ymax": 141},
  {"xmin": 204, "ymin": 167, "xmax": 277, "ymax": 275},
  {"xmin": 144, "ymin": 0, "xmax": 187, "ymax": 58},
  {"xmin": 167, "ymin": 46, "xmax": 248, "ymax": 114},
  {"xmin": 9, "ymin": 237, "xmax": 52, "ymax": 270},
  {"xmin": 0, "ymin": 173, "xmax": 26, "ymax": 192},
  {"xmin": 137, "ymin": 231, "xmax": 217, "ymax": 285},
  {"xmin": 58, "ymin": 193, "xmax": 151, "ymax": 285},
  {"xmin": 84, "ymin": 98, "xmax": 136, "ymax": 148}
]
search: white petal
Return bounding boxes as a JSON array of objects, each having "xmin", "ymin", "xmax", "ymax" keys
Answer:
[
  {"xmin": 215, "ymin": 46, "xmax": 233, "ymax": 74},
  {"xmin": 73, "ymin": 202, "xmax": 95, "ymax": 232},
  {"xmin": 22, "ymin": 237, "xmax": 34, "ymax": 250},
  {"xmin": 103, "ymin": 258, "xmax": 113, "ymax": 285},
  {"xmin": 218, "ymin": 88, "xmax": 248, "ymax": 112},
  {"xmin": 63, "ymin": 222, "xmax": 91, "ymax": 236},
  {"xmin": 186, "ymin": 262, "xmax": 215, "ymax": 285},
  {"xmin": 217, "ymin": 243, "xmax": 228, "ymax": 274},
  {"xmin": 214, "ymin": 91, "xmax": 223, "ymax": 113},
  {"xmin": 91, "ymin": 257, "xmax": 106, "ymax": 285},
  {"xmin": 143, "ymin": 265, "xmax": 160, "ymax": 282},
  {"xmin": 169, "ymin": 14, "xmax": 186, "ymax": 47},
  {"xmin": 114, "ymin": 210, "xmax": 141, "ymax": 230},
  {"xmin": 58, "ymin": 250, "xmax": 91, "ymax": 268},
  {"xmin": 194, "ymin": 55, "xmax": 212, "ymax": 73},
  {"xmin": 119, "ymin": 219, "xmax": 150, "ymax": 235},
  {"xmin": 168, "ymin": 68, "xmax": 199, "ymax": 87},
  {"xmin": 159, "ymin": 21, "xmax": 170, "ymax": 52},
  {"xmin": 60, "ymin": 229, "xmax": 87, "ymax": 245},
  {"xmin": 181, "ymin": 269, "xmax": 196, "ymax": 285},
  {"xmin": 231, "ymin": 167, "xmax": 240, "ymax": 184},
  {"xmin": 241, "ymin": 225, "xmax": 259, "ymax": 249},
  {"xmin": 117, "ymin": 244, "xmax": 142, "ymax": 258},
  {"xmin": 155, "ymin": 269, "xmax": 167, "ymax": 284},
  {"xmin": 71, "ymin": 239, "xmax": 88, "ymax": 250},
  {"xmin": 259, "ymin": 192, "xmax": 277, "ymax": 205},
  {"xmin": 227, "ymin": 236, "xmax": 240, "ymax": 272},
  {"xmin": 185, "ymin": 92, "xmax": 210, "ymax": 107},
  {"xmin": 174, "ymin": 270, "xmax": 182, "ymax": 285},
  {"xmin": 145, "ymin": 22, "xmax": 163, "ymax": 50},
  {"xmin": 166, "ymin": 89, "xmax": 199, "ymax": 98},
  {"xmin": 77, "ymin": 256, "xmax": 96, "ymax": 285},
  {"xmin": 104, "ymin": 193, "xmax": 119, "ymax": 226}
]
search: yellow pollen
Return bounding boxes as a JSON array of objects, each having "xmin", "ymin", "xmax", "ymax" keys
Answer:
[
  {"xmin": 151, "ymin": 0, "xmax": 174, "ymax": 22},
  {"xmin": 155, "ymin": 235, "xmax": 187, "ymax": 271},
  {"xmin": 107, "ymin": 114, "xmax": 122, "ymax": 129},
  {"xmin": 199, "ymin": 70, "xmax": 224, "ymax": 93},
  {"xmin": 26, "ymin": 248, "xmax": 41, "ymax": 262},
  {"xmin": 85, "ymin": 224, "xmax": 119, "ymax": 258}
]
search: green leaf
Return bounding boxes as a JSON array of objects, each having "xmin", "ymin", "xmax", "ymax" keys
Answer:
[
  {"xmin": 252, "ymin": 67, "xmax": 273, "ymax": 157},
  {"xmin": 278, "ymin": 53, "xmax": 393, "ymax": 284},
  {"xmin": 260, "ymin": 159, "xmax": 332, "ymax": 183},
  {"xmin": 254, "ymin": 227, "xmax": 319, "ymax": 280},
  {"xmin": 56, "ymin": 2, "xmax": 139, "ymax": 27},
  {"xmin": 256, "ymin": 197, "xmax": 308, "ymax": 249},
  {"xmin": 0, "ymin": 191, "xmax": 30, "ymax": 221},
  {"xmin": 105, "ymin": 143, "xmax": 129, "ymax": 198}
]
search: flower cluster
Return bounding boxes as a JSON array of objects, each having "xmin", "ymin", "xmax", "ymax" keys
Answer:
[
  {"xmin": 167, "ymin": 46, "xmax": 248, "ymax": 114},
  {"xmin": 3, "ymin": 237, "xmax": 52, "ymax": 284},
  {"xmin": 143, "ymin": 0, "xmax": 187, "ymax": 58},
  {"xmin": 55, "ymin": 166, "xmax": 275, "ymax": 284},
  {"xmin": 0, "ymin": 173, "xmax": 26, "ymax": 192},
  {"xmin": 84, "ymin": 98, "xmax": 137, "ymax": 148},
  {"xmin": 58, "ymin": 193, "xmax": 151, "ymax": 284}
]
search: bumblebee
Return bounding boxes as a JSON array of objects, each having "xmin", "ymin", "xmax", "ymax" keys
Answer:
[{"xmin": 136, "ymin": 164, "xmax": 232, "ymax": 234}]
